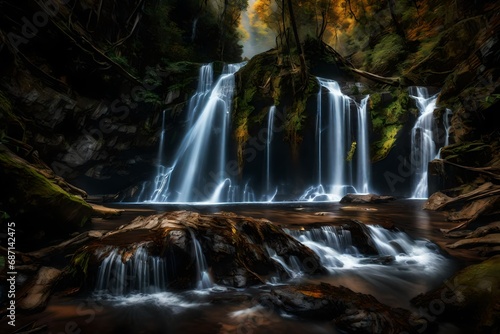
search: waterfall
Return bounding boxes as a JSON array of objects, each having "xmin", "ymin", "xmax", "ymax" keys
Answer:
[
  {"xmin": 266, "ymin": 106, "xmax": 276, "ymax": 201},
  {"xmin": 409, "ymin": 87, "xmax": 438, "ymax": 198},
  {"xmin": 437, "ymin": 108, "xmax": 453, "ymax": 158},
  {"xmin": 95, "ymin": 246, "xmax": 168, "ymax": 295},
  {"xmin": 148, "ymin": 67, "xmax": 375, "ymax": 203},
  {"xmin": 443, "ymin": 108, "xmax": 452, "ymax": 147},
  {"xmin": 356, "ymin": 96, "xmax": 370, "ymax": 194},
  {"xmin": 301, "ymin": 79, "xmax": 370, "ymax": 201},
  {"xmin": 190, "ymin": 231, "xmax": 213, "ymax": 289},
  {"xmin": 191, "ymin": 17, "xmax": 199, "ymax": 41},
  {"xmin": 187, "ymin": 64, "xmax": 213, "ymax": 128},
  {"xmin": 150, "ymin": 110, "xmax": 171, "ymax": 202},
  {"xmin": 149, "ymin": 63, "xmax": 244, "ymax": 203},
  {"xmin": 317, "ymin": 79, "xmax": 352, "ymax": 200}
]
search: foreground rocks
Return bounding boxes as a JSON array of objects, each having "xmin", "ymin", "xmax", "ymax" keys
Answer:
[
  {"xmin": 412, "ymin": 255, "xmax": 500, "ymax": 333},
  {"xmin": 17, "ymin": 267, "xmax": 63, "ymax": 312},
  {"xmin": 260, "ymin": 282, "xmax": 424, "ymax": 334},
  {"xmin": 71, "ymin": 211, "xmax": 326, "ymax": 290}
]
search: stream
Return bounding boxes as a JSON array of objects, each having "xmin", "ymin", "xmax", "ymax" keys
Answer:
[{"xmin": 3, "ymin": 200, "xmax": 477, "ymax": 334}]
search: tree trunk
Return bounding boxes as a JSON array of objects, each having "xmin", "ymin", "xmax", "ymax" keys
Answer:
[
  {"xmin": 387, "ymin": 0, "xmax": 407, "ymax": 41},
  {"xmin": 287, "ymin": 0, "xmax": 307, "ymax": 86}
]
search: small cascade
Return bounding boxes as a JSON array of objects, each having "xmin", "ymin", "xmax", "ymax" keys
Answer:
[
  {"xmin": 190, "ymin": 231, "xmax": 213, "ymax": 289},
  {"xmin": 356, "ymin": 96, "xmax": 370, "ymax": 194},
  {"xmin": 366, "ymin": 225, "xmax": 414, "ymax": 256},
  {"xmin": 265, "ymin": 246, "xmax": 302, "ymax": 278},
  {"xmin": 286, "ymin": 226, "xmax": 359, "ymax": 269},
  {"xmin": 95, "ymin": 246, "xmax": 168, "ymax": 295},
  {"xmin": 409, "ymin": 87, "xmax": 439, "ymax": 198},
  {"xmin": 286, "ymin": 225, "xmax": 445, "ymax": 272},
  {"xmin": 265, "ymin": 106, "xmax": 276, "ymax": 201}
]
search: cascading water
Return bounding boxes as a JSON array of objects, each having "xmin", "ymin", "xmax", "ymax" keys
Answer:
[
  {"xmin": 95, "ymin": 246, "xmax": 168, "ymax": 295},
  {"xmin": 186, "ymin": 64, "xmax": 213, "ymax": 128},
  {"xmin": 356, "ymin": 96, "xmax": 370, "ymax": 194},
  {"xmin": 265, "ymin": 106, "xmax": 277, "ymax": 201},
  {"xmin": 285, "ymin": 225, "xmax": 447, "ymax": 273},
  {"xmin": 190, "ymin": 231, "xmax": 213, "ymax": 289},
  {"xmin": 265, "ymin": 246, "xmax": 303, "ymax": 279},
  {"xmin": 301, "ymin": 79, "xmax": 371, "ymax": 201},
  {"xmin": 148, "ymin": 67, "xmax": 373, "ymax": 203},
  {"xmin": 438, "ymin": 108, "xmax": 453, "ymax": 158},
  {"xmin": 409, "ymin": 87, "xmax": 439, "ymax": 198},
  {"xmin": 149, "ymin": 63, "xmax": 244, "ymax": 203}
]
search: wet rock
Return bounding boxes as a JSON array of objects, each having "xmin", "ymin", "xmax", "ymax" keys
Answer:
[
  {"xmin": 359, "ymin": 255, "xmax": 395, "ymax": 265},
  {"xmin": 17, "ymin": 267, "xmax": 63, "ymax": 312},
  {"xmin": 260, "ymin": 282, "xmax": 423, "ymax": 333},
  {"xmin": 388, "ymin": 240, "xmax": 407, "ymax": 255},
  {"xmin": 313, "ymin": 195, "xmax": 331, "ymax": 202},
  {"xmin": 340, "ymin": 194, "xmax": 396, "ymax": 204},
  {"xmin": 343, "ymin": 220, "xmax": 379, "ymax": 255},
  {"xmin": 70, "ymin": 211, "xmax": 326, "ymax": 290}
]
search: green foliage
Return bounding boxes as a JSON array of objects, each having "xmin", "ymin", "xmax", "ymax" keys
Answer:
[
  {"xmin": 371, "ymin": 125, "xmax": 401, "ymax": 162},
  {"xmin": 144, "ymin": 3, "xmax": 193, "ymax": 62},
  {"xmin": 370, "ymin": 89, "xmax": 410, "ymax": 162},
  {"xmin": 70, "ymin": 250, "xmax": 92, "ymax": 278},
  {"xmin": 484, "ymin": 94, "xmax": 500, "ymax": 109},
  {"xmin": 140, "ymin": 90, "xmax": 162, "ymax": 105},
  {"xmin": 346, "ymin": 141, "xmax": 357, "ymax": 162},
  {"xmin": 365, "ymin": 33, "xmax": 407, "ymax": 74}
]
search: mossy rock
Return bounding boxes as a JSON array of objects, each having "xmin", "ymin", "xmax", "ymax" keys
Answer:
[
  {"xmin": 370, "ymin": 88, "xmax": 411, "ymax": 162},
  {"xmin": 440, "ymin": 141, "xmax": 492, "ymax": 167},
  {"xmin": 0, "ymin": 90, "xmax": 24, "ymax": 140},
  {"xmin": 0, "ymin": 145, "xmax": 92, "ymax": 235},
  {"xmin": 412, "ymin": 255, "xmax": 500, "ymax": 332}
]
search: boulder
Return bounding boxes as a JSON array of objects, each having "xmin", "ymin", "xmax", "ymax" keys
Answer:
[
  {"xmin": 70, "ymin": 211, "xmax": 326, "ymax": 290},
  {"xmin": 340, "ymin": 194, "xmax": 396, "ymax": 204},
  {"xmin": 412, "ymin": 255, "xmax": 500, "ymax": 333},
  {"xmin": 17, "ymin": 267, "xmax": 63, "ymax": 312},
  {"xmin": 260, "ymin": 282, "xmax": 424, "ymax": 333}
]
